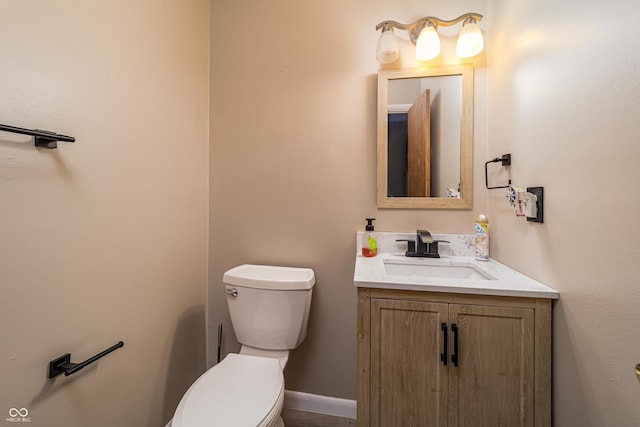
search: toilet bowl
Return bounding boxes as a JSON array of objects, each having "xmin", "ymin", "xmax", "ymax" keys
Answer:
[
  {"xmin": 171, "ymin": 354, "xmax": 284, "ymax": 427},
  {"xmin": 172, "ymin": 264, "xmax": 315, "ymax": 426}
]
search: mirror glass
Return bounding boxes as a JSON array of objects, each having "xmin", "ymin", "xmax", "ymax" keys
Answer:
[{"xmin": 377, "ymin": 65, "xmax": 473, "ymax": 209}]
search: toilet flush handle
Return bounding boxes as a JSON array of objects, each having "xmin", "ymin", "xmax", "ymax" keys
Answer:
[{"xmin": 225, "ymin": 288, "xmax": 238, "ymax": 297}]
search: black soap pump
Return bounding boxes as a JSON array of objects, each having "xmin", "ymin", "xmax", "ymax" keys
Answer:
[{"xmin": 362, "ymin": 218, "xmax": 378, "ymax": 257}]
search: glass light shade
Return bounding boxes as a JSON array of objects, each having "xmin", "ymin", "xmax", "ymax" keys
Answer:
[
  {"xmin": 456, "ymin": 21, "xmax": 484, "ymax": 58},
  {"xmin": 376, "ymin": 28, "xmax": 399, "ymax": 64},
  {"xmin": 415, "ymin": 25, "xmax": 441, "ymax": 61}
]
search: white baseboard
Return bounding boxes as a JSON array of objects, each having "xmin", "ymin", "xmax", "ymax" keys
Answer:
[
  {"xmin": 165, "ymin": 390, "xmax": 357, "ymax": 425},
  {"xmin": 283, "ymin": 390, "xmax": 357, "ymax": 420}
]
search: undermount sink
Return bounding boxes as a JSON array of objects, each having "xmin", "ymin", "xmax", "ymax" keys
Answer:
[{"xmin": 384, "ymin": 260, "xmax": 496, "ymax": 281}]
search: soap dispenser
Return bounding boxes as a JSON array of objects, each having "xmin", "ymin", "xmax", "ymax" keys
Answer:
[{"xmin": 362, "ymin": 218, "xmax": 378, "ymax": 257}]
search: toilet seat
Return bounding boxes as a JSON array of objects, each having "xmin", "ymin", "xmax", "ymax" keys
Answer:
[{"xmin": 172, "ymin": 353, "xmax": 284, "ymax": 427}]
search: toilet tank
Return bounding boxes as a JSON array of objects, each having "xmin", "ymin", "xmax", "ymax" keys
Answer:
[{"xmin": 223, "ymin": 264, "xmax": 315, "ymax": 350}]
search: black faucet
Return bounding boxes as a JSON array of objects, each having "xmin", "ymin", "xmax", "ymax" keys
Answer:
[{"xmin": 396, "ymin": 230, "xmax": 450, "ymax": 258}]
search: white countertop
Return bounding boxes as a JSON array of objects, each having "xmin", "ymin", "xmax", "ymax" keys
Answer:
[{"xmin": 354, "ymin": 233, "xmax": 559, "ymax": 299}]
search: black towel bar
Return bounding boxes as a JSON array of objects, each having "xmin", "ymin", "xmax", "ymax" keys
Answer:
[
  {"xmin": 48, "ymin": 341, "xmax": 124, "ymax": 378},
  {"xmin": 0, "ymin": 123, "xmax": 75, "ymax": 149}
]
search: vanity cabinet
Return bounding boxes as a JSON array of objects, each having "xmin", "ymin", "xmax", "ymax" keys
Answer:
[{"xmin": 357, "ymin": 288, "xmax": 552, "ymax": 427}]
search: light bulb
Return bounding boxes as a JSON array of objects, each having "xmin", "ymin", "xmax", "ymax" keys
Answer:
[
  {"xmin": 415, "ymin": 23, "xmax": 441, "ymax": 61},
  {"xmin": 456, "ymin": 20, "xmax": 484, "ymax": 58},
  {"xmin": 376, "ymin": 26, "xmax": 399, "ymax": 64}
]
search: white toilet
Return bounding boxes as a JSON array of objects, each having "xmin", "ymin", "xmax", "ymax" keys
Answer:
[{"xmin": 171, "ymin": 264, "xmax": 315, "ymax": 427}]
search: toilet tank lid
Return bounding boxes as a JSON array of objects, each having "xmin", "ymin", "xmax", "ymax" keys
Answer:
[{"xmin": 223, "ymin": 264, "xmax": 315, "ymax": 290}]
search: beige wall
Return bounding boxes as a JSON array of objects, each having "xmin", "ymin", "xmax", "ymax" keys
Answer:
[
  {"xmin": 212, "ymin": 0, "xmax": 640, "ymax": 423},
  {"xmin": 487, "ymin": 0, "xmax": 640, "ymax": 425},
  {"xmin": 209, "ymin": 0, "xmax": 487, "ymax": 399},
  {"xmin": 0, "ymin": 1, "xmax": 210, "ymax": 426}
]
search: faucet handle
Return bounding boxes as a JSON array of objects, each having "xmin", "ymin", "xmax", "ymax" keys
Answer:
[
  {"xmin": 396, "ymin": 239, "xmax": 416, "ymax": 253},
  {"xmin": 425, "ymin": 240, "xmax": 450, "ymax": 258}
]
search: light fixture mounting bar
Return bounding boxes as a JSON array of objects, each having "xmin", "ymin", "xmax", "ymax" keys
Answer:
[{"xmin": 376, "ymin": 13, "xmax": 483, "ymax": 45}]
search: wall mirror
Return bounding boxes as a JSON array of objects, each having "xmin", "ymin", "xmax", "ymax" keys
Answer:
[{"xmin": 377, "ymin": 65, "xmax": 473, "ymax": 209}]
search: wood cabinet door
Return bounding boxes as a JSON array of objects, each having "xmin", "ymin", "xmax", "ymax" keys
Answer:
[
  {"xmin": 370, "ymin": 298, "xmax": 448, "ymax": 427},
  {"xmin": 448, "ymin": 304, "xmax": 535, "ymax": 427}
]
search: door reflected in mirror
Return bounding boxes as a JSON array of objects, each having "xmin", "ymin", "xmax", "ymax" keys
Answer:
[{"xmin": 377, "ymin": 65, "xmax": 473, "ymax": 209}]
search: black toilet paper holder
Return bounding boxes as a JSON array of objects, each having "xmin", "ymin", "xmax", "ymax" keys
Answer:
[{"xmin": 48, "ymin": 341, "xmax": 124, "ymax": 378}]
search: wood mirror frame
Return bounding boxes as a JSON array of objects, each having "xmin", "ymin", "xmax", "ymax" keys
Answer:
[{"xmin": 377, "ymin": 65, "xmax": 474, "ymax": 209}]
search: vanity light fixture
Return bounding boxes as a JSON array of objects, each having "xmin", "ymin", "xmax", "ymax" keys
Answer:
[{"xmin": 375, "ymin": 13, "xmax": 484, "ymax": 64}]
